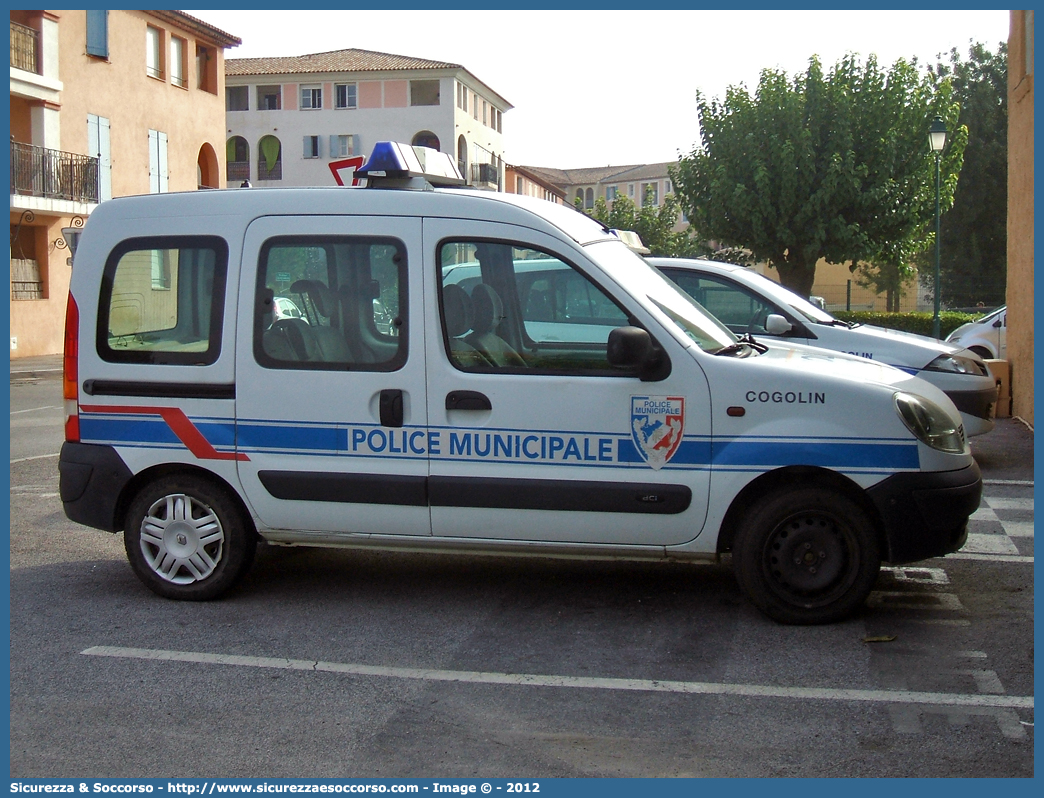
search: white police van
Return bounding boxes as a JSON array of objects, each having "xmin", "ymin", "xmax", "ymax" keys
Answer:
[{"xmin": 59, "ymin": 142, "xmax": 982, "ymax": 624}]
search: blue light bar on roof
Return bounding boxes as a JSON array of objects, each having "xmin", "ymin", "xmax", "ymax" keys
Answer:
[{"xmin": 356, "ymin": 141, "xmax": 466, "ymax": 188}]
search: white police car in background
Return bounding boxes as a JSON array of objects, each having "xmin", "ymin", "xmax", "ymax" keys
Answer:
[
  {"xmin": 946, "ymin": 305, "xmax": 1006, "ymax": 361},
  {"xmin": 649, "ymin": 258, "xmax": 998, "ymax": 437},
  {"xmin": 59, "ymin": 142, "xmax": 981, "ymax": 625}
]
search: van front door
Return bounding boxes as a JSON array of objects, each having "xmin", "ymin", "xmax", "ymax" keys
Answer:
[
  {"xmin": 235, "ymin": 216, "xmax": 430, "ymax": 539},
  {"xmin": 424, "ymin": 219, "xmax": 711, "ymax": 547}
]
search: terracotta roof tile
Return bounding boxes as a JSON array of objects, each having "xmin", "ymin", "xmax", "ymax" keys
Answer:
[{"xmin": 226, "ymin": 48, "xmax": 462, "ymax": 77}]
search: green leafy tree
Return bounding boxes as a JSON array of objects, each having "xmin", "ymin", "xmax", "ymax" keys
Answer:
[
  {"xmin": 672, "ymin": 55, "xmax": 966, "ymax": 299},
  {"xmin": 578, "ymin": 187, "xmax": 699, "ymax": 257},
  {"xmin": 928, "ymin": 42, "xmax": 1008, "ymax": 308}
]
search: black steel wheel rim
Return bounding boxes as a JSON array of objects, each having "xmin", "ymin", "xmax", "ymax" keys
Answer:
[{"xmin": 760, "ymin": 510, "xmax": 860, "ymax": 608}]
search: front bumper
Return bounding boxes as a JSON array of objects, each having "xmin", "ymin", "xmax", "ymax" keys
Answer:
[
  {"xmin": 867, "ymin": 462, "xmax": 982, "ymax": 564},
  {"xmin": 946, "ymin": 384, "xmax": 999, "ymax": 421}
]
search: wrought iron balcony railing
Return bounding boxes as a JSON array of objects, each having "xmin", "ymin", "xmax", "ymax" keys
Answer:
[{"xmin": 11, "ymin": 141, "xmax": 100, "ymax": 204}]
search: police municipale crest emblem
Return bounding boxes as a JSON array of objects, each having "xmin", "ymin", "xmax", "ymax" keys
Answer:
[{"xmin": 630, "ymin": 396, "xmax": 684, "ymax": 470}]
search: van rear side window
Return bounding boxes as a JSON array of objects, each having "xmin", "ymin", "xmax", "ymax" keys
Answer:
[
  {"xmin": 97, "ymin": 237, "xmax": 228, "ymax": 365},
  {"xmin": 254, "ymin": 236, "xmax": 407, "ymax": 371}
]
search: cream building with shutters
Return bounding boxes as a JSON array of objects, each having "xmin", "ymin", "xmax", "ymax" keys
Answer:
[{"xmin": 223, "ymin": 48, "xmax": 512, "ymax": 190}]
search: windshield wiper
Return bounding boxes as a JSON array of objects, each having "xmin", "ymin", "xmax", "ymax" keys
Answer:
[{"xmin": 714, "ymin": 332, "xmax": 769, "ymax": 356}]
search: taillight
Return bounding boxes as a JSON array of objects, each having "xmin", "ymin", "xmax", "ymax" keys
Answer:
[{"xmin": 63, "ymin": 292, "xmax": 79, "ymax": 442}]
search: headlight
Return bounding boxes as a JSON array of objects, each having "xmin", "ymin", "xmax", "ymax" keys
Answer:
[
  {"xmin": 894, "ymin": 392, "xmax": 966, "ymax": 453},
  {"xmin": 924, "ymin": 353, "xmax": 988, "ymax": 377}
]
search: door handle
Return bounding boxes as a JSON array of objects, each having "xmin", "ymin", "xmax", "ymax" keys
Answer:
[
  {"xmin": 446, "ymin": 390, "xmax": 492, "ymax": 411},
  {"xmin": 379, "ymin": 389, "xmax": 404, "ymax": 427}
]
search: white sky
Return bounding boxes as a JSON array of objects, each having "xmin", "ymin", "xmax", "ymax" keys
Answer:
[{"xmin": 185, "ymin": 9, "xmax": 1010, "ymax": 170}]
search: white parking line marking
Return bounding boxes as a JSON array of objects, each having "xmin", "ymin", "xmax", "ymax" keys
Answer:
[
  {"xmin": 10, "ymin": 405, "xmax": 60, "ymax": 415},
  {"xmin": 881, "ymin": 566, "xmax": 949, "ymax": 584},
  {"xmin": 80, "ymin": 646, "xmax": 1033, "ymax": 710},
  {"xmin": 982, "ymin": 479, "xmax": 1033, "ymax": 486},
  {"xmin": 962, "ymin": 534, "xmax": 1020, "ymax": 555},
  {"xmin": 1003, "ymin": 521, "xmax": 1035, "ymax": 538},
  {"xmin": 946, "ymin": 552, "xmax": 1033, "ymax": 563},
  {"xmin": 9, "ymin": 452, "xmax": 60, "ymax": 464},
  {"xmin": 984, "ymin": 497, "xmax": 1034, "ymax": 511}
]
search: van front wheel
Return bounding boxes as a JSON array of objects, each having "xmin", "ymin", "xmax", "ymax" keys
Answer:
[
  {"xmin": 124, "ymin": 475, "xmax": 256, "ymax": 600},
  {"xmin": 733, "ymin": 487, "xmax": 881, "ymax": 624}
]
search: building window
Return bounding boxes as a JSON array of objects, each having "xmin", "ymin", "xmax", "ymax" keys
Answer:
[
  {"xmin": 457, "ymin": 83, "xmax": 468, "ymax": 112},
  {"xmin": 196, "ymin": 45, "xmax": 216, "ymax": 94},
  {"xmin": 411, "ymin": 131, "xmax": 440, "ymax": 150},
  {"xmin": 86, "ymin": 9, "xmax": 108, "ymax": 58},
  {"xmin": 258, "ymin": 135, "xmax": 282, "ymax": 180},
  {"xmin": 473, "ymin": 93, "xmax": 479, "ymax": 120},
  {"xmin": 584, "ymin": 188, "xmax": 594, "ymax": 209},
  {"xmin": 226, "ymin": 85, "xmax": 249, "ymax": 112},
  {"xmin": 227, "ymin": 136, "xmax": 250, "ymax": 182},
  {"xmin": 457, "ymin": 135, "xmax": 468, "ymax": 177},
  {"xmin": 303, "ymin": 135, "xmax": 321, "ymax": 159},
  {"xmin": 330, "ymin": 134, "xmax": 360, "ymax": 157},
  {"xmin": 335, "ymin": 83, "xmax": 357, "ymax": 109},
  {"xmin": 627, "ymin": 184, "xmax": 634, "ymax": 197},
  {"xmin": 606, "ymin": 185, "xmax": 617, "ymax": 201},
  {"xmin": 146, "ymin": 25, "xmax": 164, "ymax": 80},
  {"xmin": 170, "ymin": 36, "xmax": 186, "ymax": 88},
  {"xmin": 575, "ymin": 189, "xmax": 583, "ymax": 204},
  {"xmin": 516, "ymin": 176, "xmax": 523, "ymax": 194},
  {"xmin": 148, "ymin": 130, "xmax": 168, "ymax": 193},
  {"xmin": 300, "ymin": 85, "xmax": 322, "ymax": 110},
  {"xmin": 495, "ymin": 109, "xmax": 502, "ymax": 133},
  {"xmin": 641, "ymin": 182, "xmax": 659, "ymax": 206},
  {"xmin": 410, "ymin": 79, "xmax": 440, "ymax": 106},
  {"xmin": 482, "ymin": 100, "xmax": 488, "ymax": 126},
  {"xmin": 10, "ymin": 256, "xmax": 44, "ymax": 300},
  {"xmin": 665, "ymin": 179, "xmax": 672, "ymax": 194},
  {"xmin": 257, "ymin": 85, "xmax": 281, "ymax": 110}
]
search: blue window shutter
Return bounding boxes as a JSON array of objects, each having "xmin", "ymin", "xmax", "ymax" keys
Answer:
[
  {"xmin": 303, "ymin": 136, "xmax": 310, "ymax": 158},
  {"xmin": 352, "ymin": 135, "xmax": 360, "ymax": 156},
  {"xmin": 86, "ymin": 10, "xmax": 108, "ymax": 58}
]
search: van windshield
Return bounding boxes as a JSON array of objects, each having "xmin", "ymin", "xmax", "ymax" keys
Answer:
[{"xmin": 587, "ymin": 241, "xmax": 738, "ymax": 353}]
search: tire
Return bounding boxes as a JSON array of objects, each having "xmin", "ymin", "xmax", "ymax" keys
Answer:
[
  {"xmin": 733, "ymin": 486, "xmax": 881, "ymax": 624},
  {"xmin": 123, "ymin": 474, "xmax": 257, "ymax": 600}
]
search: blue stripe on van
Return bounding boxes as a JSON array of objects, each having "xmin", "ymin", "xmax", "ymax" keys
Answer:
[{"xmin": 617, "ymin": 436, "xmax": 917, "ymax": 470}]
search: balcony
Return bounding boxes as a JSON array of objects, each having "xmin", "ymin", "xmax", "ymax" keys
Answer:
[
  {"xmin": 257, "ymin": 159, "xmax": 282, "ymax": 181},
  {"xmin": 11, "ymin": 141, "xmax": 99, "ymax": 204},
  {"xmin": 227, "ymin": 160, "xmax": 250, "ymax": 182},
  {"xmin": 10, "ymin": 21, "xmax": 39, "ymax": 74},
  {"xmin": 471, "ymin": 162, "xmax": 499, "ymax": 189}
]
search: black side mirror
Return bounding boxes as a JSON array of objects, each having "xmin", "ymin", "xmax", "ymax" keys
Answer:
[{"xmin": 607, "ymin": 326, "xmax": 671, "ymax": 381}]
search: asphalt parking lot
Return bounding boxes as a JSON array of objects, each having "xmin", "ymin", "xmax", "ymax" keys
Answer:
[{"xmin": 9, "ymin": 358, "xmax": 1034, "ymax": 778}]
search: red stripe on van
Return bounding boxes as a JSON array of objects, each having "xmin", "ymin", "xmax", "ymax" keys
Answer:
[{"xmin": 79, "ymin": 405, "xmax": 248, "ymax": 462}]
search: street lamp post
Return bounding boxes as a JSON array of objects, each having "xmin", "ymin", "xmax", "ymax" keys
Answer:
[{"xmin": 929, "ymin": 117, "xmax": 947, "ymax": 339}]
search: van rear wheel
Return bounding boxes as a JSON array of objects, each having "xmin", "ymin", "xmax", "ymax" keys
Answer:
[
  {"xmin": 124, "ymin": 474, "xmax": 256, "ymax": 600},
  {"xmin": 733, "ymin": 486, "xmax": 881, "ymax": 624}
]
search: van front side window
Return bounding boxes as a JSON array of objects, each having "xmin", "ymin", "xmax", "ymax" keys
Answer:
[
  {"xmin": 438, "ymin": 241, "xmax": 631, "ymax": 374},
  {"xmin": 254, "ymin": 236, "xmax": 407, "ymax": 372},
  {"xmin": 98, "ymin": 237, "xmax": 227, "ymax": 365}
]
